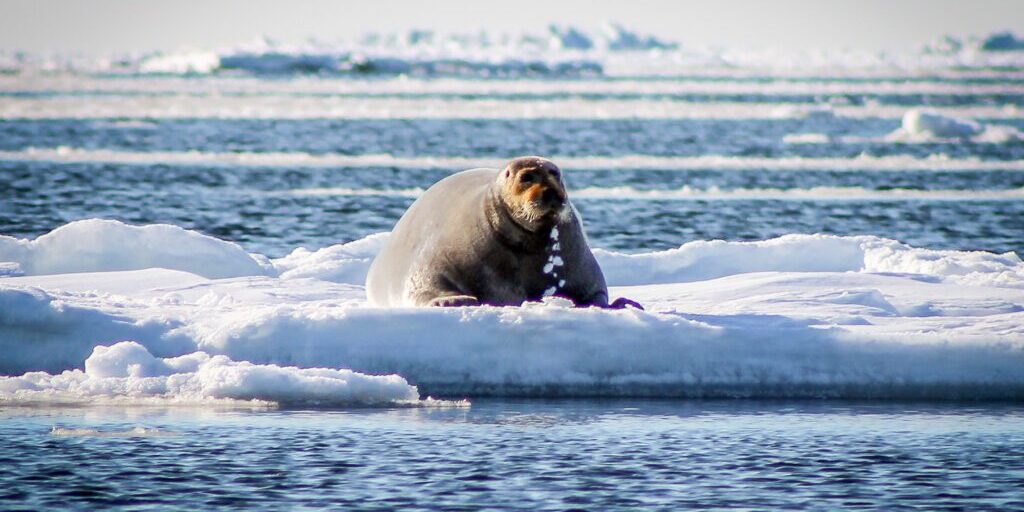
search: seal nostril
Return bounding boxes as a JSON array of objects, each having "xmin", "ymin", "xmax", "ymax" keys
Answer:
[{"xmin": 542, "ymin": 188, "xmax": 562, "ymax": 205}]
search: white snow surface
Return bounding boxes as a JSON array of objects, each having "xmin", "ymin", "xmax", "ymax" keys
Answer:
[{"xmin": 2, "ymin": 220, "xmax": 1023, "ymax": 401}]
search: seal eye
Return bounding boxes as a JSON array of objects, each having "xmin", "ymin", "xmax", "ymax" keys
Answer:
[{"xmin": 520, "ymin": 173, "xmax": 535, "ymax": 183}]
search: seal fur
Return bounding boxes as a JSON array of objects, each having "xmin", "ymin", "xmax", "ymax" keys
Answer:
[{"xmin": 366, "ymin": 156, "xmax": 637, "ymax": 308}]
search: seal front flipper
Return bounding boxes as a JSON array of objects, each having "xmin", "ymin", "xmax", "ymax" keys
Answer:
[
  {"xmin": 427, "ymin": 294, "xmax": 480, "ymax": 307},
  {"xmin": 609, "ymin": 297, "xmax": 644, "ymax": 310}
]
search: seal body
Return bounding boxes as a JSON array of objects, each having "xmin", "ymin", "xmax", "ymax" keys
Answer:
[{"xmin": 366, "ymin": 157, "xmax": 610, "ymax": 307}]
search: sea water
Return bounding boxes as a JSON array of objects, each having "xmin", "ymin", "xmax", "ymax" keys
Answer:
[
  {"xmin": 3, "ymin": 28, "xmax": 1024, "ymax": 510},
  {"xmin": 3, "ymin": 400, "xmax": 1024, "ymax": 510}
]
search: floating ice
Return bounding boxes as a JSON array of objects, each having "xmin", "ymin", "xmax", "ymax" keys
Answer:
[
  {"xmin": 783, "ymin": 133, "xmax": 832, "ymax": 144},
  {"xmin": 0, "ymin": 341, "xmax": 427, "ymax": 406},
  {"xmin": 6, "ymin": 148, "xmax": 1024, "ymax": 172},
  {"xmin": 884, "ymin": 110, "xmax": 1023, "ymax": 143},
  {"xmin": 138, "ymin": 51, "xmax": 220, "ymax": 74},
  {"xmin": 900, "ymin": 109, "xmax": 983, "ymax": 139},
  {"xmin": 1, "ymin": 220, "xmax": 1023, "ymax": 400}
]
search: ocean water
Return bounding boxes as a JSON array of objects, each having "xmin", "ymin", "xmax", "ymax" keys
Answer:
[
  {"xmin": 3, "ymin": 401, "xmax": 1024, "ymax": 511},
  {"xmin": 3, "ymin": 32, "xmax": 1024, "ymax": 510}
]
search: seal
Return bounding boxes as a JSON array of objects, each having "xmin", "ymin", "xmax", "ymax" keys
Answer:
[{"xmin": 366, "ymin": 156, "xmax": 641, "ymax": 309}]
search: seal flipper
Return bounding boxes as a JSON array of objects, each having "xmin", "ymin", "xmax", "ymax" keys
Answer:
[
  {"xmin": 609, "ymin": 297, "xmax": 644, "ymax": 310},
  {"xmin": 427, "ymin": 294, "xmax": 481, "ymax": 307}
]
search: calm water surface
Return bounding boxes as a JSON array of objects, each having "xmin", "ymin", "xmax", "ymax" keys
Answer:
[{"xmin": 2, "ymin": 400, "xmax": 1023, "ymax": 511}]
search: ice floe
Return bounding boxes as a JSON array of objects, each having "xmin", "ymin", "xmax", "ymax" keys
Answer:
[
  {"xmin": 0, "ymin": 341, "xmax": 427, "ymax": 406},
  {"xmin": 1, "ymin": 220, "xmax": 1022, "ymax": 402},
  {"xmin": 5, "ymin": 148, "xmax": 1024, "ymax": 172},
  {"xmin": 886, "ymin": 110, "xmax": 1024, "ymax": 143}
]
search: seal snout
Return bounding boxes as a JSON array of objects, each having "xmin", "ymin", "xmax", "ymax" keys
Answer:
[{"xmin": 541, "ymin": 187, "xmax": 565, "ymax": 208}]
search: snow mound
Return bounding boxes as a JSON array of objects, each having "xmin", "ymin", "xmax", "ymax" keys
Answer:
[
  {"xmin": 0, "ymin": 219, "xmax": 271, "ymax": 279},
  {"xmin": 272, "ymin": 233, "xmax": 390, "ymax": 284},
  {"xmin": 0, "ymin": 341, "xmax": 427, "ymax": 406},
  {"xmin": 595, "ymin": 234, "xmax": 1024, "ymax": 289}
]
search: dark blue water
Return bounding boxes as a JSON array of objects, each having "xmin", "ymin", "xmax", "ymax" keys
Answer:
[
  {"xmin": 2, "ymin": 400, "xmax": 1024, "ymax": 511},
  {"xmin": 2, "ymin": 116, "xmax": 1024, "ymax": 256}
]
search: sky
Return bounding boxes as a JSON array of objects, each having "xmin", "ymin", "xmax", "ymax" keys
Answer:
[{"xmin": 1, "ymin": 0, "xmax": 1022, "ymax": 54}]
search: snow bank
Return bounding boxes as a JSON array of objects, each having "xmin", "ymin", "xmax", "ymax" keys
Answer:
[
  {"xmin": 2, "ymin": 220, "xmax": 1023, "ymax": 400},
  {"xmin": 0, "ymin": 341, "xmax": 425, "ymax": 406},
  {"xmin": 0, "ymin": 219, "xmax": 271, "ymax": 278},
  {"xmin": 595, "ymin": 234, "xmax": 1024, "ymax": 289},
  {"xmin": 3, "ymin": 220, "xmax": 1022, "ymax": 290},
  {"xmin": 271, "ymin": 233, "xmax": 390, "ymax": 284}
]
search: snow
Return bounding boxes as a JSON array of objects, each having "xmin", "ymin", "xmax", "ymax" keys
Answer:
[{"xmin": 1, "ymin": 220, "xmax": 1023, "ymax": 402}]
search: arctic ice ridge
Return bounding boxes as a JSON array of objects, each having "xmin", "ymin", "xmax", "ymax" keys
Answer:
[
  {"xmin": 1, "ymin": 219, "xmax": 1023, "ymax": 404},
  {"xmin": 5, "ymin": 26, "xmax": 1024, "ymax": 77}
]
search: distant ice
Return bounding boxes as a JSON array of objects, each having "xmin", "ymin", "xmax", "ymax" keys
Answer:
[
  {"xmin": 6, "ymin": 147, "xmax": 1024, "ymax": 172},
  {"xmin": 980, "ymin": 31, "xmax": 1024, "ymax": 52},
  {"xmin": 782, "ymin": 133, "xmax": 832, "ymax": 144},
  {"xmin": 899, "ymin": 109, "xmax": 983, "ymax": 139},
  {"xmin": 1, "ymin": 220, "xmax": 1022, "ymax": 401},
  {"xmin": 5, "ymin": 28, "xmax": 1024, "ymax": 78},
  {"xmin": 884, "ymin": 110, "xmax": 1024, "ymax": 143}
]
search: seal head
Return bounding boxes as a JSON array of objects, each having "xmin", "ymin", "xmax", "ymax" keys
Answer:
[{"xmin": 498, "ymin": 156, "xmax": 568, "ymax": 231}]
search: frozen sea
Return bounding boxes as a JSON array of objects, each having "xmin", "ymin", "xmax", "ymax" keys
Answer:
[{"xmin": 2, "ymin": 27, "xmax": 1024, "ymax": 509}]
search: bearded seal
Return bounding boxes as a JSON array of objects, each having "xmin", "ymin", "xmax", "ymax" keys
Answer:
[{"xmin": 366, "ymin": 156, "xmax": 641, "ymax": 309}]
